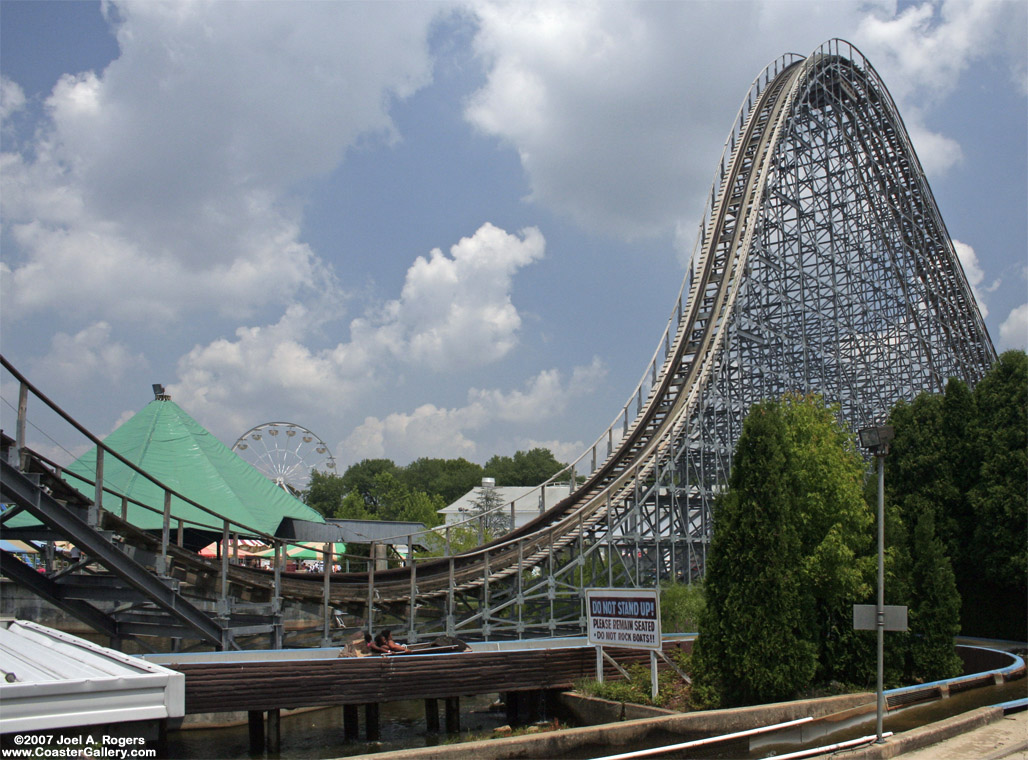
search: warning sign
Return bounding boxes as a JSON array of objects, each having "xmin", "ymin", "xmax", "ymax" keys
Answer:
[{"xmin": 586, "ymin": 588, "xmax": 661, "ymax": 650}]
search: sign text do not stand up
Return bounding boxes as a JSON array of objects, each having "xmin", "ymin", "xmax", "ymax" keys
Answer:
[{"xmin": 586, "ymin": 588, "xmax": 661, "ymax": 650}]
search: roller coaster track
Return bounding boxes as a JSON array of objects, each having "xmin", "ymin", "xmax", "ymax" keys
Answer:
[{"xmin": 1, "ymin": 41, "xmax": 994, "ymax": 647}]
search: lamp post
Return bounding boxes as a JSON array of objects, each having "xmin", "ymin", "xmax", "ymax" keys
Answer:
[{"xmin": 858, "ymin": 424, "xmax": 894, "ymax": 744}]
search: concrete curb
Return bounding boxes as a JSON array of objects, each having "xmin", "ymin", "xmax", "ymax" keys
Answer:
[
  {"xmin": 349, "ymin": 692, "xmax": 874, "ymax": 760},
  {"xmin": 828, "ymin": 705, "xmax": 1005, "ymax": 759},
  {"xmin": 557, "ymin": 692, "xmax": 680, "ymax": 724}
]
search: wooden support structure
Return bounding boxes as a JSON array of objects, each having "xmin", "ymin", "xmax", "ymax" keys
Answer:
[
  {"xmin": 343, "ymin": 704, "xmax": 359, "ymax": 740},
  {"xmin": 505, "ymin": 691, "xmax": 519, "ymax": 726},
  {"xmin": 172, "ymin": 642, "xmax": 690, "ymax": 715},
  {"xmin": 424, "ymin": 698, "xmax": 439, "ymax": 733},
  {"xmin": 364, "ymin": 702, "xmax": 380, "ymax": 740},
  {"xmin": 444, "ymin": 696, "xmax": 460, "ymax": 734},
  {"xmin": 248, "ymin": 711, "xmax": 264, "ymax": 752},
  {"xmin": 266, "ymin": 708, "xmax": 280, "ymax": 753}
]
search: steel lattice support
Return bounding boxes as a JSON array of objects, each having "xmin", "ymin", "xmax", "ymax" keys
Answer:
[{"xmin": 393, "ymin": 39, "xmax": 994, "ymax": 642}]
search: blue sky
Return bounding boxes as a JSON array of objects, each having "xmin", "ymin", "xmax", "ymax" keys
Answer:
[{"xmin": 2, "ymin": 0, "xmax": 1025, "ymax": 471}]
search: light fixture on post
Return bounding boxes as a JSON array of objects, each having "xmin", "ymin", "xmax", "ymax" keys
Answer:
[
  {"xmin": 858, "ymin": 425, "xmax": 893, "ymax": 452},
  {"xmin": 857, "ymin": 423, "xmax": 898, "ymax": 745}
]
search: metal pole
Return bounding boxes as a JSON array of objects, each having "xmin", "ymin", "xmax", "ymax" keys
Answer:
[
  {"xmin": 91, "ymin": 448, "xmax": 104, "ymax": 528},
  {"xmin": 408, "ymin": 553, "xmax": 417, "ymax": 643},
  {"xmin": 367, "ymin": 542, "xmax": 376, "ymax": 635},
  {"xmin": 16, "ymin": 382, "xmax": 27, "ymax": 470},
  {"xmin": 876, "ymin": 452, "xmax": 885, "ymax": 744},
  {"xmin": 322, "ymin": 543, "xmax": 331, "ymax": 646},
  {"xmin": 160, "ymin": 490, "xmax": 171, "ymax": 576},
  {"xmin": 650, "ymin": 649, "xmax": 659, "ymax": 702},
  {"xmin": 220, "ymin": 520, "xmax": 230, "ymax": 607}
]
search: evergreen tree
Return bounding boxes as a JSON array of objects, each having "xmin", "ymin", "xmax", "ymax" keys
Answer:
[
  {"xmin": 693, "ymin": 395, "xmax": 875, "ymax": 707},
  {"xmin": 886, "ymin": 393, "xmax": 964, "ymax": 680},
  {"xmin": 906, "ymin": 510, "xmax": 963, "ymax": 679},
  {"xmin": 967, "ymin": 350, "xmax": 1027, "ymax": 639},
  {"xmin": 460, "ymin": 482, "xmax": 512, "ymax": 537},
  {"xmin": 693, "ymin": 400, "xmax": 817, "ymax": 707}
]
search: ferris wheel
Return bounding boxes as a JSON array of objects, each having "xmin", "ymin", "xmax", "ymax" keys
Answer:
[{"xmin": 232, "ymin": 422, "xmax": 337, "ymax": 495}]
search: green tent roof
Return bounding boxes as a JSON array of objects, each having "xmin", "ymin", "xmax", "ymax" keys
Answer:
[{"xmin": 60, "ymin": 399, "xmax": 324, "ymax": 537}]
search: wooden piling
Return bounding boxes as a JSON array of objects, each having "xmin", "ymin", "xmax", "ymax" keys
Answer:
[
  {"xmin": 424, "ymin": 698, "xmax": 440, "ymax": 733},
  {"xmin": 444, "ymin": 696, "xmax": 460, "ymax": 733},
  {"xmin": 505, "ymin": 691, "xmax": 519, "ymax": 725},
  {"xmin": 343, "ymin": 704, "xmax": 359, "ymax": 740},
  {"xmin": 247, "ymin": 711, "xmax": 264, "ymax": 752},
  {"xmin": 365, "ymin": 702, "xmax": 380, "ymax": 740},
  {"xmin": 266, "ymin": 708, "xmax": 280, "ymax": 752}
]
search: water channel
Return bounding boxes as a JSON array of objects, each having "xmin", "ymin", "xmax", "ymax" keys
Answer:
[
  {"xmin": 164, "ymin": 693, "xmax": 510, "ymax": 759},
  {"xmin": 163, "ymin": 677, "xmax": 1025, "ymax": 759}
]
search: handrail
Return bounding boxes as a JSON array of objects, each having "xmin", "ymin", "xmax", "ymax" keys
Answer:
[{"xmin": 1, "ymin": 355, "xmax": 279, "ymax": 545}]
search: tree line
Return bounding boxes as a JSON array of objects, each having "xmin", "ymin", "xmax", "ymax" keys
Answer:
[
  {"xmin": 692, "ymin": 350, "xmax": 1026, "ymax": 708},
  {"xmin": 302, "ymin": 447, "xmax": 566, "ymax": 529}
]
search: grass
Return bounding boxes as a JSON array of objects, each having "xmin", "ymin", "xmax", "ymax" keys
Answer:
[{"xmin": 575, "ymin": 650, "xmax": 693, "ymax": 711}]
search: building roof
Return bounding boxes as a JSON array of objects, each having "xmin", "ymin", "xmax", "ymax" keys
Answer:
[
  {"xmin": 439, "ymin": 483, "xmax": 570, "ymax": 519},
  {"xmin": 58, "ymin": 398, "xmax": 324, "ymax": 537},
  {"xmin": 0, "ymin": 619, "xmax": 184, "ymax": 733},
  {"xmin": 326, "ymin": 518, "xmax": 430, "ymax": 546}
]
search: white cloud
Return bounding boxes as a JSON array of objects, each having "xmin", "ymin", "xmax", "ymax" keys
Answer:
[
  {"xmin": 171, "ymin": 223, "xmax": 547, "ymax": 443},
  {"xmin": 345, "ymin": 404, "xmax": 486, "ymax": 462},
  {"xmin": 0, "ymin": 76, "xmax": 26, "ymax": 123},
  {"xmin": 469, "ymin": 357, "xmax": 605, "ymax": 422},
  {"xmin": 855, "ymin": 0, "xmax": 1025, "ymax": 103},
  {"xmin": 854, "ymin": 0, "xmax": 1027, "ymax": 174},
  {"xmin": 353, "ymin": 223, "xmax": 545, "ymax": 371},
  {"xmin": 31, "ymin": 322, "xmax": 147, "ymax": 388},
  {"xmin": 998, "ymin": 304, "xmax": 1028, "ymax": 350},
  {"xmin": 170, "ymin": 301, "xmax": 371, "ymax": 439},
  {"xmin": 1, "ymin": 1, "xmax": 444, "ymax": 325},
  {"xmin": 952, "ymin": 239, "xmax": 1000, "ymax": 319},
  {"xmin": 464, "ymin": 1, "xmax": 1025, "ymax": 243},
  {"xmin": 343, "ymin": 359, "xmax": 607, "ymax": 463}
]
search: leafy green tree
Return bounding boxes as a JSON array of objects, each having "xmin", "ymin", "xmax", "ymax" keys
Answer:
[
  {"xmin": 355, "ymin": 471, "xmax": 442, "ymax": 527},
  {"xmin": 334, "ymin": 491, "xmax": 374, "ymax": 521},
  {"xmin": 484, "ymin": 448, "xmax": 565, "ymax": 486},
  {"xmin": 401, "ymin": 457, "xmax": 484, "ymax": 504},
  {"xmin": 303, "ymin": 470, "xmax": 350, "ymax": 517},
  {"xmin": 339, "ymin": 459, "xmax": 400, "ymax": 510},
  {"xmin": 693, "ymin": 400, "xmax": 817, "ymax": 707},
  {"xmin": 886, "ymin": 352, "xmax": 1027, "ymax": 642}
]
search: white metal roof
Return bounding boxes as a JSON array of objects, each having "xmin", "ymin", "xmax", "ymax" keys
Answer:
[
  {"xmin": 439, "ymin": 484, "xmax": 571, "ymax": 526},
  {"xmin": 0, "ymin": 619, "xmax": 184, "ymax": 733}
]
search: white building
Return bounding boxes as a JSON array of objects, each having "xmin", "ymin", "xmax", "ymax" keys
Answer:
[{"xmin": 438, "ymin": 478, "xmax": 571, "ymax": 530}]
